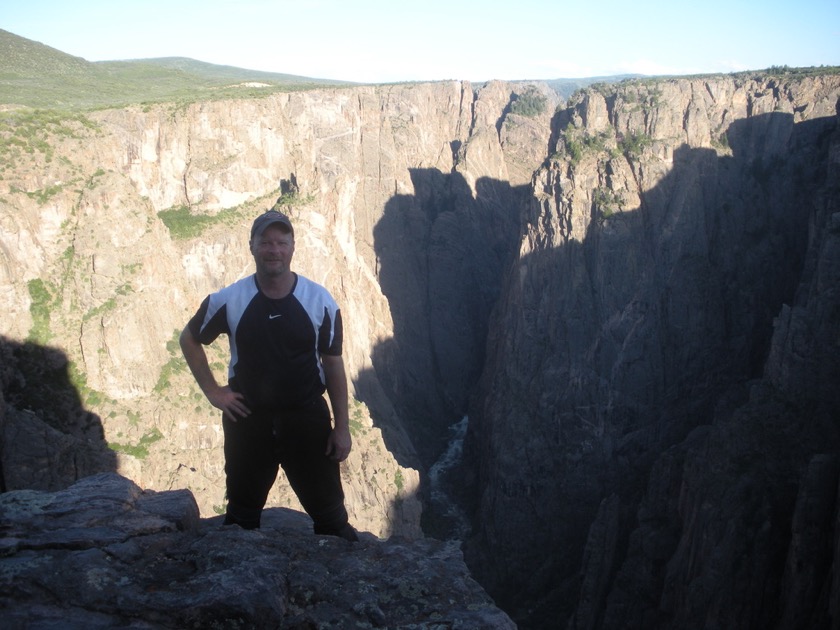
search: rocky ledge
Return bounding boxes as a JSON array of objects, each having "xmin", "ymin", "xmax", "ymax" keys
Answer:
[{"xmin": 0, "ymin": 473, "xmax": 513, "ymax": 629}]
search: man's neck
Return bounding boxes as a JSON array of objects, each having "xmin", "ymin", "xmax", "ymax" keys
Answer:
[{"xmin": 256, "ymin": 271, "xmax": 295, "ymax": 299}]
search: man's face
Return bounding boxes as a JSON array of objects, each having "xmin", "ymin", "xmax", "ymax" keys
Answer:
[{"xmin": 251, "ymin": 223, "xmax": 295, "ymax": 277}]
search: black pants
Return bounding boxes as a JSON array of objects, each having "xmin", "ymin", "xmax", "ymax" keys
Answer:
[{"xmin": 222, "ymin": 396, "xmax": 349, "ymax": 534}]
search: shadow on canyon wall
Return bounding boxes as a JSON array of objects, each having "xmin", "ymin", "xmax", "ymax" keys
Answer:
[
  {"xmin": 0, "ymin": 336, "xmax": 116, "ymax": 493},
  {"xmin": 365, "ymin": 108, "xmax": 840, "ymax": 629},
  {"xmin": 354, "ymin": 166, "xmax": 531, "ymax": 471},
  {"xmin": 488, "ymin": 111, "xmax": 838, "ymax": 630}
]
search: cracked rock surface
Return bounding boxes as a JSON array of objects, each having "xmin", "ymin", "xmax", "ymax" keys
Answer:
[{"xmin": 0, "ymin": 472, "xmax": 514, "ymax": 629}]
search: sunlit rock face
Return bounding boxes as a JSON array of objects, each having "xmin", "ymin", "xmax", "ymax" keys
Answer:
[{"xmin": 0, "ymin": 80, "xmax": 555, "ymax": 540}]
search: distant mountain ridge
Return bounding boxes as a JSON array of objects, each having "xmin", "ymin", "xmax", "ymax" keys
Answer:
[{"xmin": 95, "ymin": 55, "xmax": 351, "ymax": 86}]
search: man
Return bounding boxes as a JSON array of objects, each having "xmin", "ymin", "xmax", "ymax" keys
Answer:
[{"xmin": 179, "ymin": 210, "xmax": 357, "ymax": 540}]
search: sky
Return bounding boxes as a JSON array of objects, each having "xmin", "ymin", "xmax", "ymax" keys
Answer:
[{"xmin": 2, "ymin": 0, "xmax": 839, "ymax": 83}]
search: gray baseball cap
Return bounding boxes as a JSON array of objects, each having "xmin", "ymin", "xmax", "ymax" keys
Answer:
[{"xmin": 250, "ymin": 210, "xmax": 294, "ymax": 241}]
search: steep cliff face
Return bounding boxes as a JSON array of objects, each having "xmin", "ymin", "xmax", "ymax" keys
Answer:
[
  {"xmin": 0, "ymin": 80, "xmax": 556, "ymax": 536},
  {"xmin": 462, "ymin": 75, "xmax": 840, "ymax": 628}
]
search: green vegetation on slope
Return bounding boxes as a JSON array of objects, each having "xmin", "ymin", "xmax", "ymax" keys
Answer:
[
  {"xmin": 0, "ymin": 108, "xmax": 99, "ymax": 167},
  {"xmin": 0, "ymin": 29, "xmax": 355, "ymax": 110},
  {"xmin": 509, "ymin": 87, "xmax": 548, "ymax": 117}
]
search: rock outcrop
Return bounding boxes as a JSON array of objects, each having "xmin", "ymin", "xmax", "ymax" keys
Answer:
[{"xmin": 0, "ymin": 472, "xmax": 514, "ymax": 628}]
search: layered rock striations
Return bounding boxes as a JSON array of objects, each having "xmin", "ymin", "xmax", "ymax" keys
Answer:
[{"xmin": 462, "ymin": 76, "xmax": 840, "ymax": 628}]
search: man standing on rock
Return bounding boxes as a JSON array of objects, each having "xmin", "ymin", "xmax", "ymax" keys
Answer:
[{"xmin": 179, "ymin": 209, "xmax": 358, "ymax": 540}]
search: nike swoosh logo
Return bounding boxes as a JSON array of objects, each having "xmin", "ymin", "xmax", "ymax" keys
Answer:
[{"xmin": 269, "ymin": 314, "xmax": 282, "ymax": 319}]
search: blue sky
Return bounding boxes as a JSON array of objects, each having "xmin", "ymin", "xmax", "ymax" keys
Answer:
[{"xmin": 3, "ymin": 0, "xmax": 839, "ymax": 82}]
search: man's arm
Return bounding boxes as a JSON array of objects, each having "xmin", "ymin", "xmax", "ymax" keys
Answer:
[
  {"xmin": 321, "ymin": 353, "xmax": 351, "ymax": 462},
  {"xmin": 179, "ymin": 326, "xmax": 249, "ymax": 421}
]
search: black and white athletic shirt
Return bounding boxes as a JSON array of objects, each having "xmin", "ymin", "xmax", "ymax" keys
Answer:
[{"xmin": 187, "ymin": 273, "xmax": 343, "ymax": 412}]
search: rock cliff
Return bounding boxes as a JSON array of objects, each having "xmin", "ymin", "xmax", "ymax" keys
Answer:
[
  {"xmin": 2, "ymin": 70, "xmax": 839, "ymax": 629},
  {"xmin": 461, "ymin": 75, "xmax": 840, "ymax": 628},
  {"xmin": 0, "ymin": 80, "xmax": 556, "ymax": 535}
]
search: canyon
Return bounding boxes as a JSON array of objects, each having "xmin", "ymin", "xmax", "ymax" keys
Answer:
[{"xmin": 1, "ymin": 70, "xmax": 839, "ymax": 628}]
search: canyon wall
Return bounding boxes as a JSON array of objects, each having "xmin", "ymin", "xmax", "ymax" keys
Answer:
[
  {"xmin": 0, "ymin": 80, "xmax": 556, "ymax": 539},
  {"xmin": 461, "ymin": 76, "xmax": 840, "ymax": 628}
]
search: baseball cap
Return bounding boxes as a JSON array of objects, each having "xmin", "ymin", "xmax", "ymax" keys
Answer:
[{"xmin": 250, "ymin": 210, "xmax": 294, "ymax": 241}]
